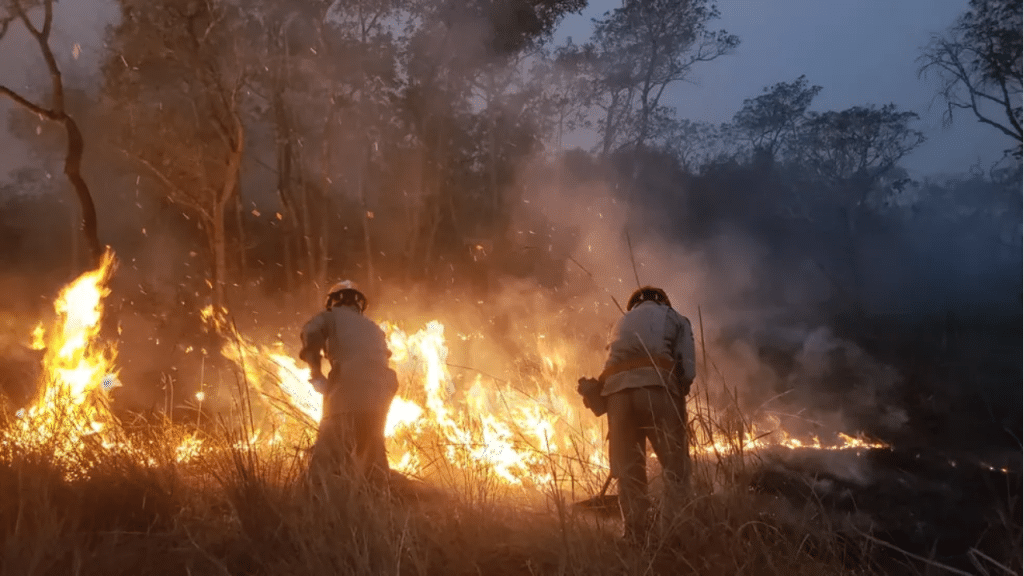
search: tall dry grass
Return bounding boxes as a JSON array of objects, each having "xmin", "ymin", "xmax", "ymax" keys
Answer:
[{"xmin": 0, "ymin": 384, "xmax": 895, "ymax": 576}]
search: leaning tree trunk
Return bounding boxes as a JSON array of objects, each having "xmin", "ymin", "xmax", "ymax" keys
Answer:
[
  {"xmin": 62, "ymin": 116, "xmax": 103, "ymax": 265},
  {"xmin": 357, "ymin": 143, "xmax": 375, "ymax": 292},
  {"xmin": 0, "ymin": 1, "xmax": 103, "ymax": 268},
  {"xmin": 212, "ymin": 197, "xmax": 228, "ymax": 312},
  {"xmin": 212, "ymin": 120, "xmax": 245, "ymax": 311}
]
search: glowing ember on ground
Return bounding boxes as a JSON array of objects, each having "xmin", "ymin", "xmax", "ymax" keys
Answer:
[{"xmin": 175, "ymin": 432, "xmax": 204, "ymax": 463}]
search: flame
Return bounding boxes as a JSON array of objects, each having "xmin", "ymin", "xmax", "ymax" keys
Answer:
[
  {"xmin": 12, "ymin": 251, "xmax": 123, "ymax": 471},
  {"xmin": 175, "ymin": 432, "xmax": 204, "ymax": 463},
  {"xmin": 268, "ymin": 352, "xmax": 322, "ymax": 423},
  {"xmin": 29, "ymin": 322, "xmax": 46, "ymax": 350},
  {"xmin": 7, "ymin": 261, "xmax": 889, "ymax": 488},
  {"xmin": 385, "ymin": 397, "xmax": 423, "ymax": 436},
  {"xmin": 211, "ymin": 316, "xmax": 888, "ymax": 488}
]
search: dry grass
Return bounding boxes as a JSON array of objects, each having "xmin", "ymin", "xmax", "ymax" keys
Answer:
[{"xmin": 0, "ymin": 397, "xmax": 890, "ymax": 576}]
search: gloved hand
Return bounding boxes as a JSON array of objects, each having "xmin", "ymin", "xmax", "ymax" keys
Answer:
[
  {"xmin": 677, "ymin": 376, "xmax": 693, "ymax": 397},
  {"xmin": 310, "ymin": 376, "xmax": 329, "ymax": 394},
  {"xmin": 577, "ymin": 377, "xmax": 607, "ymax": 417}
]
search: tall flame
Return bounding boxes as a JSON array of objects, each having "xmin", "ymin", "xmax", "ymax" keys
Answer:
[
  {"xmin": 237, "ymin": 319, "xmax": 886, "ymax": 488},
  {"xmin": 13, "ymin": 251, "xmax": 122, "ymax": 470},
  {"xmin": 7, "ymin": 260, "xmax": 887, "ymax": 486}
]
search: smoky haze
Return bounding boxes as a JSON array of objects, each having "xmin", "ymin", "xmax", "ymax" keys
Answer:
[{"xmin": 0, "ymin": 0, "xmax": 1020, "ymax": 455}]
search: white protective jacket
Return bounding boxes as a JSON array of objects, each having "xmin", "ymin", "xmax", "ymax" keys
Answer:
[
  {"xmin": 300, "ymin": 306, "xmax": 399, "ymax": 413},
  {"xmin": 601, "ymin": 300, "xmax": 696, "ymax": 397}
]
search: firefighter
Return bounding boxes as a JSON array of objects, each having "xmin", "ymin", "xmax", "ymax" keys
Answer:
[
  {"xmin": 579, "ymin": 286, "xmax": 696, "ymax": 542},
  {"xmin": 300, "ymin": 281, "xmax": 399, "ymax": 487}
]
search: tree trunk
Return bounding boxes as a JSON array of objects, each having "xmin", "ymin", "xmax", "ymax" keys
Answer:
[
  {"xmin": 358, "ymin": 144, "xmax": 375, "ymax": 291},
  {"xmin": 281, "ymin": 209, "xmax": 294, "ymax": 294},
  {"xmin": 318, "ymin": 95, "xmax": 337, "ymax": 294},
  {"xmin": 213, "ymin": 118, "xmax": 245, "ymax": 311},
  {"xmin": 274, "ymin": 87, "xmax": 295, "ymax": 293},
  {"xmin": 212, "ymin": 198, "xmax": 227, "ymax": 311},
  {"xmin": 234, "ymin": 193, "xmax": 246, "ymax": 277},
  {"xmin": 68, "ymin": 196, "xmax": 80, "ymax": 276},
  {"xmin": 489, "ymin": 107, "xmax": 500, "ymax": 219},
  {"xmin": 601, "ymin": 92, "xmax": 620, "ymax": 156},
  {"xmin": 62, "ymin": 116, "xmax": 103, "ymax": 266},
  {"xmin": 296, "ymin": 151, "xmax": 317, "ymax": 300},
  {"xmin": 1, "ymin": 1, "xmax": 102, "ymax": 267},
  {"xmin": 422, "ymin": 197, "xmax": 442, "ymax": 279}
]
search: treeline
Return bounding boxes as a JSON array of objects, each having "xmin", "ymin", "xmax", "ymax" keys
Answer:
[{"xmin": 0, "ymin": 0, "xmax": 1020, "ymax": 318}]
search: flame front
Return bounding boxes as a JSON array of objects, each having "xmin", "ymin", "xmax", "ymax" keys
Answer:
[
  {"xmin": 6, "ymin": 255, "xmax": 888, "ymax": 488},
  {"xmin": 215, "ymin": 317, "xmax": 886, "ymax": 489},
  {"xmin": 11, "ymin": 251, "xmax": 123, "ymax": 471}
]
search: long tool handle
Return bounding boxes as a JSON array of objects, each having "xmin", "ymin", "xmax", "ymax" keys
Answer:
[{"xmin": 597, "ymin": 472, "xmax": 613, "ymax": 498}]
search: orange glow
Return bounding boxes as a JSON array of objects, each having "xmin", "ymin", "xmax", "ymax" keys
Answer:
[
  {"xmin": 7, "ymin": 257, "xmax": 889, "ymax": 486},
  {"xmin": 10, "ymin": 251, "xmax": 123, "ymax": 473}
]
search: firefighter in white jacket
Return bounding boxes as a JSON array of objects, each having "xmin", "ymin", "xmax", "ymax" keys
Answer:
[
  {"xmin": 300, "ymin": 281, "xmax": 399, "ymax": 486},
  {"xmin": 592, "ymin": 286, "xmax": 696, "ymax": 541}
]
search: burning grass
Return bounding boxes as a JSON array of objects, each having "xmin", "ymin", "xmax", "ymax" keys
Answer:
[
  {"xmin": 2, "ymin": 251, "xmax": 1016, "ymax": 575},
  {"xmin": 0, "ymin": 415, "xmax": 871, "ymax": 576}
]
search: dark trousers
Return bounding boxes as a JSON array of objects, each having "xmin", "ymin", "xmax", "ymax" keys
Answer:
[
  {"xmin": 310, "ymin": 408, "xmax": 391, "ymax": 486},
  {"xmin": 606, "ymin": 386, "xmax": 690, "ymax": 539}
]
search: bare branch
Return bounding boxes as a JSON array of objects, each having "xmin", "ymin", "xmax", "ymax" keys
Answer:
[
  {"xmin": 40, "ymin": 0, "xmax": 51, "ymax": 40},
  {"xmin": 0, "ymin": 12, "xmax": 15, "ymax": 39},
  {"xmin": 121, "ymin": 149, "xmax": 214, "ymax": 224},
  {"xmin": 0, "ymin": 84, "xmax": 58, "ymax": 119}
]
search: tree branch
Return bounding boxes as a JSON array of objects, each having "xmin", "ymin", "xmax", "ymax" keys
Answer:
[
  {"xmin": 0, "ymin": 12, "xmax": 15, "ymax": 39},
  {"xmin": 0, "ymin": 85, "xmax": 58, "ymax": 119},
  {"xmin": 122, "ymin": 149, "xmax": 214, "ymax": 224},
  {"xmin": 41, "ymin": 0, "xmax": 52, "ymax": 40},
  {"xmin": 13, "ymin": 0, "xmax": 65, "ymax": 114}
]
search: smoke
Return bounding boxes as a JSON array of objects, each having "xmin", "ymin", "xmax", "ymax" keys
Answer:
[
  {"xmin": 0, "ymin": 0, "xmax": 1016, "ymax": 450},
  {"xmin": 325, "ymin": 155, "xmax": 911, "ymax": 445}
]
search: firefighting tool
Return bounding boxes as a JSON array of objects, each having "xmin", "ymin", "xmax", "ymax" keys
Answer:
[{"xmin": 573, "ymin": 472, "xmax": 618, "ymax": 513}]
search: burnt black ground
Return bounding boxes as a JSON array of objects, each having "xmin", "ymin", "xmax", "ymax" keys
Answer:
[{"xmin": 751, "ymin": 445, "xmax": 1022, "ymax": 575}]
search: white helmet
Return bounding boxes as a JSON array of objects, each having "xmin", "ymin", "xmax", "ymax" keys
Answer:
[{"xmin": 325, "ymin": 280, "xmax": 367, "ymax": 312}]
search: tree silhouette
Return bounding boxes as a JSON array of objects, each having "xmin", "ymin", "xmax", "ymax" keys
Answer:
[
  {"xmin": 800, "ymin": 104, "xmax": 926, "ymax": 192},
  {"xmin": 103, "ymin": 0, "xmax": 252, "ymax": 310},
  {"xmin": 918, "ymin": 0, "xmax": 1022, "ymax": 160},
  {"xmin": 732, "ymin": 75, "xmax": 823, "ymax": 163},
  {"xmin": 569, "ymin": 0, "xmax": 738, "ymax": 156},
  {"xmin": 0, "ymin": 0, "xmax": 103, "ymax": 266}
]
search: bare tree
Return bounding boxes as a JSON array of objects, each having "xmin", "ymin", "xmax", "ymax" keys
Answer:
[
  {"xmin": 0, "ymin": 0, "xmax": 102, "ymax": 266},
  {"xmin": 103, "ymin": 0, "xmax": 250, "ymax": 310},
  {"xmin": 918, "ymin": 0, "xmax": 1022, "ymax": 159}
]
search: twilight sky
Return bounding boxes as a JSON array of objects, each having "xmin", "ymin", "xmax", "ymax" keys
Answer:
[
  {"xmin": 0, "ymin": 0, "xmax": 1015, "ymax": 182},
  {"xmin": 555, "ymin": 0, "xmax": 1013, "ymax": 178}
]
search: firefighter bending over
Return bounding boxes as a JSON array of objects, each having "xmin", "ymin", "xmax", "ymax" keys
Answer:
[
  {"xmin": 578, "ymin": 286, "xmax": 696, "ymax": 542},
  {"xmin": 300, "ymin": 281, "xmax": 399, "ymax": 486}
]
